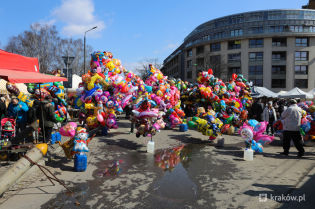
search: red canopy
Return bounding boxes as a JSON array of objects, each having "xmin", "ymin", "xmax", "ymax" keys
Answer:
[{"xmin": 0, "ymin": 49, "xmax": 67, "ymax": 83}]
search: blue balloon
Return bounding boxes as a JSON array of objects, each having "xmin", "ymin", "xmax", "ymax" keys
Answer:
[
  {"xmin": 251, "ymin": 140, "xmax": 263, "ymax": 153},
  {"xmin": 248, "ymin": 119, "xmax": 259, "ymax": 128},
  {"xmin": 301, "ymin": 122, "xmax": 311, "ymax": 133},
  {"xmin": 145, "ymin": 85, "xmax": 153, "ymax": 93}
]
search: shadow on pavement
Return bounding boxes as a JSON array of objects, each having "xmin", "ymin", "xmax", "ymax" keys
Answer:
[
  {"xmin": 168, "ymin": 134, "xmax": 210, "ymax": 144},
  {"xmin": 263, "ymin": 152, "xmax": 315, "ymax": 161},
  {"xmin": 45, "ymin": 154, "xmax": 74, "ymax": 172},
  {"xmin": 98, "ymin": 138, "xmax": 143, "ymax": 150}
]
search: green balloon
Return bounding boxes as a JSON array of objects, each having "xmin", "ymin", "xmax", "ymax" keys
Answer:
[
  {"xmin": 225, "ymin": 116, "xmax": 233, "ymax": 124},
  {"xmin": 192, "ymin": 117, "xmax": 199, "ymax": 122},
  {"xmin": 188, "ymin": 121, "xmax": 197, "ymax": 129}
]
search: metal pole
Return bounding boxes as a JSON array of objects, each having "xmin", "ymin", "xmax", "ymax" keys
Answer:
[
  {"xmin": 83, "ymin": 26, "xmax": 97, "ymax": 75},
  {"xmin": 84, "ymin": 33, "xmax": 86, "ymax": 75},
  {"xmin": 39, "ymin": 84, "xmax": 46, "ymax": 143}
]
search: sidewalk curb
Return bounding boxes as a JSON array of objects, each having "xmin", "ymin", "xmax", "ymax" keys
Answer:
[{"xmin": 0, "ymin": 143, "xmax": 63, "ymax": 198}]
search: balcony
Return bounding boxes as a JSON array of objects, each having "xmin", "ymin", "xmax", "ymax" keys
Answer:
[
  {"xmin": 228, "ymin": 60, "xmax": 241, "ymax": 67},
  {"xmin": 272, "ymin": 59, "xmax": 286, "ymax": 65}
]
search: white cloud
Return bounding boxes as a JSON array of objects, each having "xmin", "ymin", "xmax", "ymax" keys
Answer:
[
  {"xmin": 39, "ymin": 19, "xmax": 56, "ymax": 26},
  {"xmin": 123, "ymin": 62, "xmax": 143, "ymax": 74},
  {"xmin": 53, "ymin": 0, "xmax": 105, "ymax": 37},
  {"xmin": 165, "ymin": 43, "xmax": 178, "ymax": 50}
]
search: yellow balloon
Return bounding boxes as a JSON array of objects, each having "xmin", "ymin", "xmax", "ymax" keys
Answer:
[
  {"xmin": 106, "ymin": 61, "xmax": 116, "ymax": 71},
  {"xmin": 157, "ymin": 73, "xmax": 163, "ymax": 80}
]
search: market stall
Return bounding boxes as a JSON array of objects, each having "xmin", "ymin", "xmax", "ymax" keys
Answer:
[{"xmin": 278, "ymin": 87, "xmax": 313, "ymax": 99}]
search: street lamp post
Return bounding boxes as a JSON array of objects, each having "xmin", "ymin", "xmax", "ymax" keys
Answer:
[{"xmin": 84, "ymin": 26, "xmax": 97, "ymax": 74}]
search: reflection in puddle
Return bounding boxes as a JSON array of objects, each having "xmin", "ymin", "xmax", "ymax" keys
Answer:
[
  {"xmin": 41, "ymin": 142, "xmax": 237, "ymax": 209},
  {"xmin": 150, "ymin": 144, "xmax": 198, "ymax": 204},
  {"xmin": 154, "ymin": 145, "xmax": 191, "ymax": 171},
  {"xmin": 97, "ymin": 160, "xmax": 123, "ymax": 177}
]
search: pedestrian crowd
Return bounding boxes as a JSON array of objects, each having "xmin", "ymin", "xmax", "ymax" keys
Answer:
[
  {"xmin": 250, "ymin": 98, "xmax": 305, "ymax": 157},
  {"xmin": 0, "ymin": 92, "xmax": 310, "ymax": 158}
]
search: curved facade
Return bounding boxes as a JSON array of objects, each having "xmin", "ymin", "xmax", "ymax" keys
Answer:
[{"xmin": 161, "ymin": 9, "xmax": 315, "ymax": 91}]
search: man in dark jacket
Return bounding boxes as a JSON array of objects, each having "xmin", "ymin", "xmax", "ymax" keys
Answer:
[
  {"xmin": 251, "ymin": 99, "xmax": 264, "ymax": 121},
  {"xmin": 38, "ymin": 96, "xmax": 58, "ymax": 142},
  {"xmin": 0, "ymin": 97, "xmax": 6, "ymax": 119}
]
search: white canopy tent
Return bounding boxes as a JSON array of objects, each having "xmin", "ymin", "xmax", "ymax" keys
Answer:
[
  {"xmin": 308, "ymin": 88, "xmax": 315, "ymax": 97},
  {"xmin": 278, "ymin": 87, "xmax": 314, "ymax": 99},
  {"xmin": 251, "ymin": 86, "xmax": 278, "ymax": 98}
]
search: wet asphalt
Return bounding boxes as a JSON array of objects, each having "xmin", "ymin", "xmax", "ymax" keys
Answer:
[{"xmin": 2, "ymin": 119, "xmax": 315, "ymax": 209}]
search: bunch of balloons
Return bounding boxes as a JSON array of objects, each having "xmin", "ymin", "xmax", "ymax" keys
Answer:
[
  {"xmin": 239, "ymin": 120, "xmax": 275, "ymax": 153},
  {"xmin": 180, "ymin": 69, "xmax": 252, "ymax": 140},
  {"xmin": 6, "ymin": 72, "xmax": 68, "ymax": 122},
  {"xmin": 72, "ymin": 51, "xmax": 185, "ymax": 137}
]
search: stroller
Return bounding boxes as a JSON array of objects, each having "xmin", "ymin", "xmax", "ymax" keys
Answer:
[
  {"xmin": 0, "ymin": 118, "xmax": 16, "ymax": 161},
  {"xmin": 0, "ymin": 118, "xmax": 16, "ymax": 144}
]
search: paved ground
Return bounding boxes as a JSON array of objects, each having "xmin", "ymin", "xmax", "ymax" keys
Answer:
[{"xmin": 1, "ymin": 119, "xmax": 315, "ymax": 209}]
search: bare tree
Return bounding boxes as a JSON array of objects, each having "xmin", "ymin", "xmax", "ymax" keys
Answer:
[
  {"xmin": 135, "ymin": 58, "xmax": 163, "ymax": 79},
  {"xmin": 58, "ymin": 38, "xmax": 92, "ymax": 75},
  {"xmin": 5, "ymin": 23, "xmax": 93, "ymax": 75},
  {"xmin": 6, "ymin": 23, "xmax": 61, "ymax": 73}
]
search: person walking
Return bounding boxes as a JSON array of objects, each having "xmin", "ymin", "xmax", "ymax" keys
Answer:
[
  {"xmin": 280, "ymin": 99, "xmax": 304, "ymax": 157},
  {"xmin": 0, "ymin": 96, "xmax": 6, "ymax": 119},
  {"xmin": 38, "ymin": 96, "xmax": 58, "ymax": 142},
  {"xmin": 262, "ymin": 101, "xmax": 277, "ymax": 135},
  {"xmin": 251, "ymin": 99, "xmax": 264, "ymax": 122},
  {"xmin": 7, "ymin": 96, "xmax": 29, "ymax": 134}
]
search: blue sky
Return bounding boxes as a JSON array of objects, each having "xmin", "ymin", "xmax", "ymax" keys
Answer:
[{"xmin": 0, "ymin": 0, "xmax": 308, "ymax": 71}]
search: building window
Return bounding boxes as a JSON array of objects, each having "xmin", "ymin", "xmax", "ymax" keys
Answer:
[
  {"xmin": 228, "ymin": 40, "xmax": 241, "ymax": 50},
  {"xmin": 228, "ymin": 53, "xmax": 241, "ymax": 63},
  {"xmin": 228, "ymin": 67, "xmax": 241, "ymax": 80},
  {"xmin": 230, "ymin": 29, "xmax": 243, "ymax": 37},
  {"xmin": 295, "ymin": 65, "xmax": 308, "ymax": 75},
  {"xmin": 295, "ymin": 79, "xmax": 308, "ymax": 88},
  {"xmin": 272, "ymin": 79, "xmax": 286, "ymax": 88},
  {"xmin": 272, "ymin": 52, "xmax": 286, "ymax": 61},
  {"xmin": 272, "ymin": 66, "xmax": 286, "ymax": 75},
  {"xmin": 187, "ymin": 60, "xmax": 192, "ymax": 68},
  {"xmin": 295, "ymin": 51, "xmax": 308, "ymax": 61},
  {"xmin": 251, "ymin": 79, "xmax": 263, "ymax": 87},
  {"xmin": 249, "ymin": 27, "xmax": 264, "ymax": 34},
  {"xmin": 210, "ymin": 43, "xmax": 221, "ymax": 52},
  {"xmin": 196, "ymin": 57, "xmax": 204, "ymax": 67},
  {"xmin": 269, "ymin": 26, "xmax": 284, "ymax": 33},
  {"xmin": 249, "ymin": 65, "xmax": 263, "ymax": 75},
  {"xmin": 187, "ymin": 71, "xmax": 192, "ymax": 79},
  {"xmin": 296, "ymin": 38, "xmax": 309, "ymax": 47},
  {"xmin": 249, "ymin": 39, "xmax": 264, "ymax": 48},
  {"xmin": 272, "ymin": 38, "xmax": 287, "ymax": 47},
  {"xmin": 210, "ymin": 55, "xmax": 221, "ymax": 65},
  {"xmin": 228, "ymin": 67, "xmax": 241, "ymax": 74},
  {"xmin": 290, "ymin": 26, "xmax": 303, "ymax": 32},
  {"xmin": 196, "ymin": 46, "xmax": 204, "ymax": 55},
  {"xmin": 249, "ymin": 52, "xmax": 263, "ymax": 61},
  {"xmin": 187, "ymin": 49, "xmax": 192, "ymax": 57}
]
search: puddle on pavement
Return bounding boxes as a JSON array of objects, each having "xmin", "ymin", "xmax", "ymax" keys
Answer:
[{"xmin": 41, "ymin": 143, "xmax": 237, "ymax": 209}]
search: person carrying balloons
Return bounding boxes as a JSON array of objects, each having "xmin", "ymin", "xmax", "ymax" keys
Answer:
[{"xmin": 280, "ymin": 99, "xmax": 304, "ymax": 158}]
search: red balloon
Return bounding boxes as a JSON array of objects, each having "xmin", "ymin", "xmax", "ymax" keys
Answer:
[
  {"xmin": 232, "ymin": 73, "xmax": 237, "ymax": 81},
  {"xmin": 208, "ymin": 69, "xmax": 213, "ymax": 75}
]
